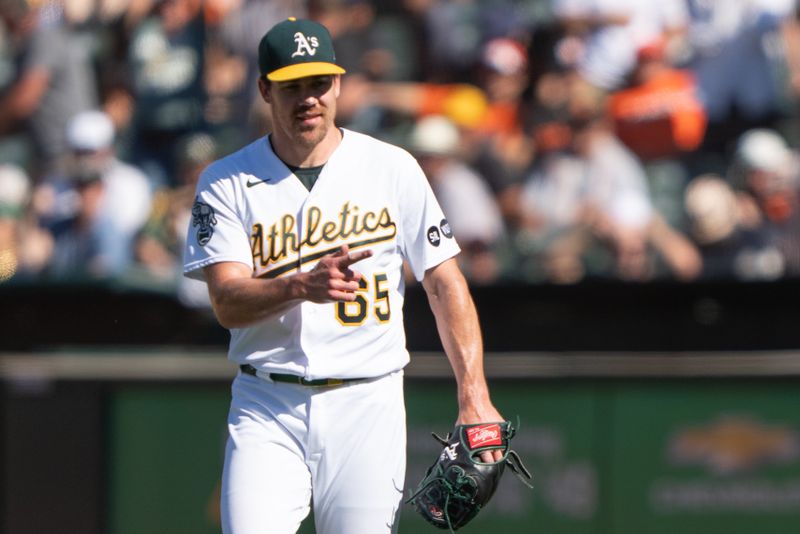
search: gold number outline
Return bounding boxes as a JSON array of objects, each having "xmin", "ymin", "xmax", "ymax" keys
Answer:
[{"xmin": 335, "ymin": 272, "xmax": 391, "ymax": 326}]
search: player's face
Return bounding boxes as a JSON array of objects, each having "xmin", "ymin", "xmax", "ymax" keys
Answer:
[{"xmin": 262, "ymin": 75, "xmax": 340, "ymax": 149}]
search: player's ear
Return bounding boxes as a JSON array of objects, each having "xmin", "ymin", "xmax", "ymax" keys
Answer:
[{"xmin": 258, "ymin": 76, "xmax": 272, "ymax": 104}]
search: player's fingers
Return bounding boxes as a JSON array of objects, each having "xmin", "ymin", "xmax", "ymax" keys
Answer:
[
  {"xmin": 478, "ymin": 451, "xmax": 495, "ymax": 464},
  {"xmin": 329, "ymin": 288, "xmax": 360, "ymax": 302},
  {"xmin": 341, "ymin": 267, "xmax": 361, "ymax": 281},
  {"xmin": 329, "ymin": 279, "xmax": 360, "ymax": 293},
  {"xmin": 313, "ymin": 245, "xmax": 353, "ymax": 274},
  {"xmin": 476, "ymin": 449, "xmax": 503, "ymax": 464},
  {"xmin": 336, "ymin": 248, "xmax": 373, "ymax": 268}
]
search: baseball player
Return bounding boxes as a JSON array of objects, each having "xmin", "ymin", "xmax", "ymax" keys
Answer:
[{"xmin": 183, "ymin": 17, "xmax": 504, "ymax": 534}]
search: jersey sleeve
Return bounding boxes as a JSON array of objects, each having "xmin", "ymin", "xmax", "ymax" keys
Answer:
[
  {"xmin": 396, "ymin": 152, "xmax": 461, "ymax": 281},
  {"xmin": 183, "ymin": 166, "xmax": 252, "ymax": 281}
]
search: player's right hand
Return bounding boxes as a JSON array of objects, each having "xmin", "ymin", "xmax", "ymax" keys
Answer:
[{"xmin": 302, "ymin": 244, "xmax": 373, "ymax": 303}]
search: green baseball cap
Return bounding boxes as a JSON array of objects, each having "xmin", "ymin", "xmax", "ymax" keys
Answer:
[{"xmin": 258, "ymin": 17, "xmax": 346, "ymax": 82}]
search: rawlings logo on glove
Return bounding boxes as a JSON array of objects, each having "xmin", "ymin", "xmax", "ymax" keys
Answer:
[
  {"xmin": 406, "ymin": 421, "xmax": 533, "ymax": 531},
  {"xmin": 467, "ymin": 424, "xmax": 502, "ymax": 448}
]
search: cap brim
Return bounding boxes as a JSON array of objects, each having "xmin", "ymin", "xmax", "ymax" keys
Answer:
[{"xmin": 267, "ymin": 62, "xmax": 346, "ymax": 81}]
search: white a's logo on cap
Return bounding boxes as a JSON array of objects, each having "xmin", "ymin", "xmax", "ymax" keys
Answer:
[{"xmin": 292, "ymin": 32, "xmax": 319, "ymax": 57}]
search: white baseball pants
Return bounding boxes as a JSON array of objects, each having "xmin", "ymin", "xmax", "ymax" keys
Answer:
[{"xmin": 221, "ymin": 369, "xmax": 406, "ymax": 534}]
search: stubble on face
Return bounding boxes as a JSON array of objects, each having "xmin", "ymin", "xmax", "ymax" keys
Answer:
[{"xmin": 293, "ymin": 111, "xmax": 330, "ymax": 149}]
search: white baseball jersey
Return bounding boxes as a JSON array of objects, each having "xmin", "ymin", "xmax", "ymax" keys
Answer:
[{"xmin": 183, "ymin": 128, "xmax": 460, "ymax": 379}]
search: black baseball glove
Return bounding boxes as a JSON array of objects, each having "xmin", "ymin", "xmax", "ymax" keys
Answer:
[{"xmin": 406, "ymin": 420, "xmax": 533, "ymax": 531}]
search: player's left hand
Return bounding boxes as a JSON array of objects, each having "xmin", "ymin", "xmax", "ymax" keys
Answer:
[{"xmin": 407, "ymin": 419, "xmax": 534, "ymax": 531}]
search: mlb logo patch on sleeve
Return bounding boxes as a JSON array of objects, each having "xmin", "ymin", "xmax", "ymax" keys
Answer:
[{"xmin": 467, "ymin": 423, "xmax": 503, "ymax": 449}]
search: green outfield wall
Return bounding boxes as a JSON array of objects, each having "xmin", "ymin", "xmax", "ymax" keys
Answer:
[{"xmin": 4, "ymin": 351, "xmax": 800, "ymax": 534}]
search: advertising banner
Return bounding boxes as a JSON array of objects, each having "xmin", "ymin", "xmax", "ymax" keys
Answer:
[{"xmin": 609, "ymin": 381, "xmax": 800, "ymax": 534}]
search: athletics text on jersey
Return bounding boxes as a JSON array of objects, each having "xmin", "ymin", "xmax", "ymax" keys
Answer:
[{"xmin": 183, "ymin": 129, "xmax": 459, "ymax": 379}]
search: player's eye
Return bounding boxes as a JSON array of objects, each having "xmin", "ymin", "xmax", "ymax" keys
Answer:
[{"xmin": 311, "ymin": 76, "xmax": 333, "ymax": 91}]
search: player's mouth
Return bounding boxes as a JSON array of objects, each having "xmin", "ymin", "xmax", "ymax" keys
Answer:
[{"xmin": 297, "ymin": 112, "xmax": 323, "ymax": 128}]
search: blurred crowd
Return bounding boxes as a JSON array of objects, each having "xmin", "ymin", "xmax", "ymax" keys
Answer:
[{"xmin": 2, "ymin": 0, "xmax": 800, "ymax": 303}]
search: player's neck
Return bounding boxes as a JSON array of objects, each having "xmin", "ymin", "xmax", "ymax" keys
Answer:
[{"xmin": 269, "ymin": 127, "xmax": 343, "ymax": 168}]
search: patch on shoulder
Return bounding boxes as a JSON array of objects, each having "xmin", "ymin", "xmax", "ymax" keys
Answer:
[{"xmin": 192, "ymin": 197, "xmax": 218, "ymax": 246}]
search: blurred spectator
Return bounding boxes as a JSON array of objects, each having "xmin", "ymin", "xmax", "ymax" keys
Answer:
[
  {"xmin": 45, "ymin": 170, "xmax": 113, "ymax": 278},
  {"xmin": 72, "ymin": 110, "xmax": 152, "ymax": 231},
  {"xmin": 475, "ymin": 36, "xmax": 531, "ymax": 125},
  {"xmin": 729, "ymin": 127, "xmax": 800, "ymax": 273},
  {"xmin": 684, "ymin": 173, "xmax": 785, "ymax": 280},
  {"xmin": 516, "ymin": 105, "xmax": 700, "ymax": 282},
  {"xmin": 39, "ymin": 110, "xmax": 152, "ymax": 278},
  {"xmin": 684, "ymin": 0, "xmax": 796, "ymax": 155},
  {"xmin": 551, "ymin": 0, "xmax": 689, "ymax": 92},
  {"xmin": 348, "ymin": 76, "xmax": 490, "ymax": 149},
  {"xmin": 128, "ymin": 0, "xmax": 208, "ymax": 187},
  {"xmin": 521, "ymin": 25, "xmax": 575, "ymax": 194},
  {"xmin": 98, "ymin": 69, "xmax": 138, "ymax": 161},
  {"xmin": 0, "ymin": 163, "xmax": 51, "ymax": 281},
  {"xmin": 363, "ymin": 36, "xmax": 527, "ymax": 131},
  {"xmin": 408, "ymin": 115, "xmax": 506, "ymax": 284},
  {"xmin": 135, "ymin": 132, "xmax": 215, "ymax": 307},
  {"xmin": 0, "ymin": 0, "xmax": 99, "ymax": 177},
  {"xmin": 605, "ymin": 36, "xmax": 707, "ymax": 232},
  {"xmin": 351, "ymin": 36, "xmax": 534, "ymax": 194},
  {"xmin": 607, "ymin": 40, "xmax": 707, "ymax": 162},
  {"xmin": 407, "ymin": 0, "xmax": 487, "ymax": 83},
  {"xmin": 515, "ymin": 152, "xmax": 591, "ymax": 282},
  {"xmin": 470, "ymin": 37, "xmax": 536, "ymax": 200},
  {"xmin": 573, "ymin": 108, "xmax": 701, "ymax": 282},
  {"xmin": 310, "ymin": 0, "xmax": 414, "ymax": 81}
]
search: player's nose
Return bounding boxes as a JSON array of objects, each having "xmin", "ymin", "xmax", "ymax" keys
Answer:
[{"xmin": 296, "ymin": 94, "xmax": 319, "ymax": 109}]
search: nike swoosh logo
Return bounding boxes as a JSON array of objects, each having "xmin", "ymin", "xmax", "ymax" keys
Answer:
[{"xmin": 246, "ymin": 178, "xmax": 269, "ymax": 188}]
